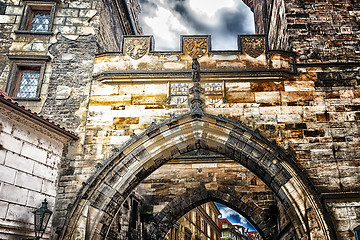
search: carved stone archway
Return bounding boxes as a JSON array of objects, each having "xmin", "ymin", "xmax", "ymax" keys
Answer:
[{"xmin": 60, "ymin": 111, "xmax": 335, "ymax": 240}]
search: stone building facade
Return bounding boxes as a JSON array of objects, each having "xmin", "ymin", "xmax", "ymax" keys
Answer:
[
  {"xmin": 164, "ymin": 201, "xmax": 220, "ymax": 240},
  {"xmin": 0, "ymin": 0, "xmax": 359, "ymax": 240},
  {"xmin": 0, "ymin": 90, "xmax": 77, "ymax": 239}
]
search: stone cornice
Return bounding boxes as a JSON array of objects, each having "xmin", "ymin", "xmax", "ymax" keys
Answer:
[{"xmin": 94, "ymin": 69, "xmax": 295, "ymax": 83}]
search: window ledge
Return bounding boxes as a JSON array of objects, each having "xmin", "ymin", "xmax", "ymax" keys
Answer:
[
  {"xmin": 12, "ymin": 97, "xmax": 41, "ymax": 101},
  {"xmin": 14, "ymin": 30, "xmax": 53, "ymax": 35},
  {"xmin": 7, "ymin": 54, "xmax": 51, "ymax": 61}
]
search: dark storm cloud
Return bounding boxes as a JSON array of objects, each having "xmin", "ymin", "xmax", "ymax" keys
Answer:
[
  {"xmin": 138, "ymin": 0, "xmax": 254, "ymax": 50},
  {"xmin": 173, "ymin": 3, "xmax": 212, "ymax": 33},
  {"xmin": 138, "ymin": 0, "xmax": 158, "ymax": 17},
  {"xmin": 220, "ymin": 2, "xmax": 252, "ymax": 34}
]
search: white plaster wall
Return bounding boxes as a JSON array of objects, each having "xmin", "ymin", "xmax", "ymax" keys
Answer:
[{"xmin": 0, "ymin": 113, "xmax": 64, "ymax": 239}]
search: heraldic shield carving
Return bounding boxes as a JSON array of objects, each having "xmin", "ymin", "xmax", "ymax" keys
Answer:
[
  {"xmin": 124, "ymin": 37, "xmax": 150, "ymax": 60},
  {"xmin": 241, "ymin": 36, "xmax": 265, "ymax": 58},
  {"xmin": 183, "ymin": 36, "xmax": 209, "ymax": 58}
]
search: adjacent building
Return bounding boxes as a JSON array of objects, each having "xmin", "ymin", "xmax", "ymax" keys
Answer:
[
  {"xmin": 0, "ymin": 90, "xmax": 77, "ymax": 239},
  {"xmin": 218, "ymin": 218, "xmax": 249, "ymax": 240},
  {"xmin": 165, "ymin": 202, "xmax": 221, "ymax": 240}
]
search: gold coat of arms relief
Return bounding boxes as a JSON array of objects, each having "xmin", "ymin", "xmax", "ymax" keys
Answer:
[
  {"xmin": 183, "ymin": 37, "xmax": 209, "ymax": 58},
  {"xmin": 124, "ymin": 37, "xmax": 150, "ymax": 60}
]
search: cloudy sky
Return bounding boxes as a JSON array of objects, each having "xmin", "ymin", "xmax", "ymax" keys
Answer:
[
  {"xmin": 215, "ymin": 202, "xmax": 257, "ymax": 232},
  {"xmin": 138, "ymin": 0, "xmax": 255, "ymax": 50}
]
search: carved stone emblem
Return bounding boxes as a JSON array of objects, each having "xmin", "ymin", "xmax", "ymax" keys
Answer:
[
  {"xmin": 183, "ymin": 37, "xmax": 208, "ymax": 58},
  {"xmin": 124, "ymin": 37, "xmax": 150, "ymax": 60},
  {"xmin": 205, "ymin": 82, "xmax": 224, "ymax": 104},
  {"xmin": 167, "ymin": 83, "xmax": 189, "ymax": 106},
  {"xmin": 241, "ymin": 36, "xmax": 265, "ymax": 58}
]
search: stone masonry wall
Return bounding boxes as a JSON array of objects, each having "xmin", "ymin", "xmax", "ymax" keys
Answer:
[
  {"xmin": 285, "ymin": 0, "xmax": 360, "ymax": 63},
  {"xmin": 280, "ymin": 2, "xmax": 360, "ymax": 238},
  {"xmin": 0, "ymin": 110, "xmax": 66, "ymax": 239},
  {"xmin": 0, "ymin": 0, "xmax": 13, "ymax": 91},
  {"xmin": 82, "ymin": 35, "xmax": 360, "ymax": 239},
  {"xmin": 0, "ymin": 0, "xmax": 99, "ymax": 114}
]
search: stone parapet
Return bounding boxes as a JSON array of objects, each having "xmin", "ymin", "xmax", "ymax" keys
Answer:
[{"xmin": 94, "ymin": 35, "xmax": 295, "ymax": 79}]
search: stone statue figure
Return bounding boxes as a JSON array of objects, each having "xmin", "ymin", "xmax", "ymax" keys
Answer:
[
  {"xmin": 192, "ymin": 57, "xmax": 201, "ymax": 82},
  {"xmin": 189, "ymin": 57, "xmax": 204, "ymax": 113}
]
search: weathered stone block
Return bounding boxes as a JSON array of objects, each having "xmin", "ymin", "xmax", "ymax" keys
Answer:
[
  {"xmin": 57, "ymin": 8, "xmax": 80, "ymax": 17},
  {"xmin": 277, "ymin": 114, "xmax": 302, "ymax": 123},
  {"xmin": 0, "ymin": 165, "xmax": 16, "ymax": 184},
  {"xmin": 304, "ymin": 130, "xmax": 325, "ymax": 137},
  {"xmin": 27, "ymin": 190, "xmax": 50, "ymax": 208},
  {"xmin": 0, "ymin": 183, "xmax": 28, "ymax": 205},
  {"xmin": 4, "ymin": 6, "xmax": 23, "ymax": 15},
  {"xmin": 255, "ymin": 92, "xmax": 280, "ymax": 103},
  {"xmin": 0, "ymin": 201, "xmax": 8, "ymax": 219},
  {"xmin": 69, "ymin": 1, "xmax": 93, "ymax": 9},
  {"xmin": 251, "ymin": 82, "xmax": 284, "ymax": 92},
  {"xmin": 227, "ymin": 92, "xmax": 255, "ymax": 103},
  {"xmin": 284, "ymin": 80, "xmax": 314, "ymax": 91},
  {"xmin": 5, "ymin": 152, "xmax": 34, "ymax": 174},
  {"xmin": 33, "ymin": 162, "xmax": 56, "ymax": 181},
  {"xmin": 0, "ymin": 133, "xmax": 22, "ymax": 154},
  {"xmin": 56, "ymin": 86, "xmax": 72, "ymax": 100},
  {"xmin": 281, "ymin": 91, "xmax": 314, "ymax": 103},
  {"xmin": 225, "ymin": 82, "xmax": 251, "ymax": 92},
  {"xmin": 0, "ymin": 150, "xmax": 5, "ymax": 165},
  {"xmin": 21, "ymin": 142, "xmax": 48, "ymax": 164},
  {"xmin": 6, "ymin": 203, "xmax": 33, "ymax": 223},
  {"xmin": 0, "ymin": 15, "xmax": 16, "ymax": 24},
  {"xmin": 15, "ymin": 172, "xmax": 43, "ymax": 192}
]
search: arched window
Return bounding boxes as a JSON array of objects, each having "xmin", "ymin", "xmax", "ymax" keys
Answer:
[{"xmin": 355, "ymin": 225, "xmax": 360, "ymax": 240}]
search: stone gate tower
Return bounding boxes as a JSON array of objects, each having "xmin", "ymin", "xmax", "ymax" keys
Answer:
[{"xmin": 0, "ymin": 0, "xmax": 359, "ymax": 239}]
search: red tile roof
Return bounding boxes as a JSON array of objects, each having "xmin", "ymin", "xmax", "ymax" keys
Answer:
[
  {"xmin": 0, "ymin": 90, "xmax": 78, "ymax": 140},
  {"xmin": 218, "ymin": 218, "xmax": 237, "ymax": 229}
]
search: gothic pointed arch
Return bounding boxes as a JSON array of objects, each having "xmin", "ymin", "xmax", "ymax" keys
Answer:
[
  {"xmin": 145, "ymin": 184, "xmax": 275, "ymax": 239},
  {"xmin": 59, "ymin": 112, "xmax": 335, "ymax": 240}
]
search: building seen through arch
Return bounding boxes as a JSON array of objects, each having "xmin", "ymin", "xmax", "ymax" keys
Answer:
[{"xmin": 0, "ymin": 0, "xmax": 359, "ymax": 240}]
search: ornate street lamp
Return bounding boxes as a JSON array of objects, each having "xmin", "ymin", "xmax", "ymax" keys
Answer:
[{"xmin": 33, "ymin": 199, "xmax": 52, "ymax": 240}]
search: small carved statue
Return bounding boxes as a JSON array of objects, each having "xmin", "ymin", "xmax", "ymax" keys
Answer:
[
  {"xmin": 189, "ymin": 57, "xmax": 204, "ymax": 113},
  {"xmin": 192, "ymin": 57, "xmax": 201, "ymax": 82}
]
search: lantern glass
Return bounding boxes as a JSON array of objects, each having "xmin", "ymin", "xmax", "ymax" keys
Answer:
[{"xmin": 33, "ymin": 199, "xmax": 52, "ymax": 239}]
